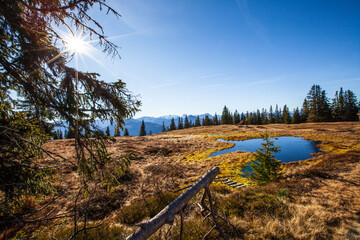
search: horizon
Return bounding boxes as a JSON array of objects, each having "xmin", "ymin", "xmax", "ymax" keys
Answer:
[{"xmin": 68, "ymin": 0, "xmax": 360, "ymax": 118}]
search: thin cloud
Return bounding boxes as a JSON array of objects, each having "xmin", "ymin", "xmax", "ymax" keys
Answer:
[
  {"xmin": 197, "ymin": 73, "xmax": 222, "ymax": 80},
  {"xmin": 152, "ymin": 82, "xmax": 178, "ymax": 89},
  {"xmin": 235, "ymin": 0, "xmax": 273, "ymax": 48},
  {"xmin": 201, "ymin": 83, "xmax": 227, "ymax": 89}
]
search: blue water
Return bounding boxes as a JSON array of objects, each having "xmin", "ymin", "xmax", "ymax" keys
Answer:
[{"xmin": 208, "ymin": 137, "xmax": 320, "ymax": 163}]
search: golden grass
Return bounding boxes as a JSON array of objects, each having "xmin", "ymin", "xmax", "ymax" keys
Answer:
[{"xmin": 4, "ymin": 122, "xmax": 360, "ymax": 239}]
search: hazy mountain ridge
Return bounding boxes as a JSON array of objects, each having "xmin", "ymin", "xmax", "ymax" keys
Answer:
[{"xmin": 55, "ymin": 113, "xmax": 214, "ymax": 137}]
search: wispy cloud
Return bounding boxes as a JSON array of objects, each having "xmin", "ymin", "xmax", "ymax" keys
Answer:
[
  {"xmin": 244, "ymin": 77, "xmax": 283, "ymax": 87},
  {"xmin": 196, "ymin": 73, "xmax": 222, "ymax": 80},
  {"xmin": 152, "ymin": 82, "xmax": 178, "ymax": 89},
  {"xmin": 200, "ymin": 83, "xmax": 227, "ymax": 89},
  {"xmin": 235, "ymin": 0, "xmax": 273, "ymax": 48}
]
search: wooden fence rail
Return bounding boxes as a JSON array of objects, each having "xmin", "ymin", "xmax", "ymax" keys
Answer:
[{"xmin": 125, "ymin": 166, "xmax": 227, "ymax": 240}]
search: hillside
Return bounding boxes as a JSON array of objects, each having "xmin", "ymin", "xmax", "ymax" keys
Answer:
[{"xmin": 4, "ymin": 122, "xmax": 360, "ymax": 239}]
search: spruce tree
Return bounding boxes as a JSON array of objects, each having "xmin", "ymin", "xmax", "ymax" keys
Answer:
[
  {"xmin": 139, "ymin": 120, "xmax": 146, "ymax": 136},
  {"xmin": 162, "ymin": 121, "xmax": 166, "ymax": 132},
  {"xmin": 194, "ymin": 116, "xmax": 201, "ymax": 127},
  {"xmin": 184, "ymin": 115, "xmax": 190, "ymax": 128},
  {"xmin": 261, "ymin": 108, "xmax": 268, "ymax": 125},
  {"xmin": 169, "ymin": 118, "xmax": 177, "ymax": 131},
  {"xmin": 291, "ymin": 107, "xmax": 301, "ymax": 124},
  {"xmin": 343, "ymin": 90, "xmax": 359, "ymax": 121},
  {"xmin": 301, "ymin": 99, "xmax": 309, "ymax": 122},
  {"xmin": 123, "ymin": 128, "xmax": 129, "ymax": 136},
  {"xmin": 221, "ymin": 105, "xmax": 233, "ymax": 124},
  {"xmin": 282, "ymin": 105, "xmax": 291, "ymax": 124},
  {"xmin": 148, "ymin": 130, "xmax": 152, "ymax": 135},
  {"xmin": 269, "ymin": 105, "xmax": 275, "ymax": 123},
  {"xmin": 233, "ymin": 110, "xmax": 241, "ymax": 125},
  {"xmin": 248, "ymin": 134, "xmax": 282, "ymax": 185},
  {"xmin": 306, "ymin": 85, "xmax": 331, "ymax": 122},
  {"xmin": 106, "ymin": 126, "xmax": 111, "ymax": 136},
  {"xmin": 177, "ymin": 117, "xmax": 184, "ymax": 129},
  {"xmin": 213, "ymin": 113, "xmax": 219, "ymax": 125}
]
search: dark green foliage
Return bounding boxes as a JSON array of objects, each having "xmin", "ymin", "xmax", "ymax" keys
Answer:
[
  {"xmin": 177, "ymin": 117, "xmax": 184, "ymax": 130},
  {"xmin": 261, "ymin": 108, "xmax": 268, "ymax": 124},
  {"xmin": 269, "ymin": 105, "xmax": 275, "ymax": 123},
  {"xmin": 105, "ymin": 126, "xmax": 110, "ymax": 136},
  {"xmin": 148, "ymin": 130, "xmax": 152, "ymax": 135},
  {"xmin": 248, "ymin": 134, "xmax": 282, "ymax": 185},
  {"xmin": 184, "ymin": 115, "xmax": 190, "ymax": 128},
  {"xmin": 292, "ymin": 107, "xmax": 301, "ymax": 124},
  {"xmin": 221, "ymin": 105, "xmax": 233, "ymax": 124},
  {"xmin": 0, "ymin": 0, "xmax": 140, "ymax": 227},
  {"xmin": 301, "ymin": 98, "xmax": 309, "ymax": 122},
  {"xmin": 123, "ymin": 128, "xmax": 129, "ymax": 136},
  {"xmin": 233, "ymin": 110, "xmax": 241, "ymax": 124},
  {"xmin": 139, "ymin": 120, "xmax": 146, "ymax": 136},
  {"xmin": 332, "ymin": 88, "xmax": 359, "ymax": 121},
  {"xmin": 169, "ymin": 118, "xmax": 176, "ymax": 131},
  {"xmin": 202, "ymin": 115, "xmax": 212, "ymax": 126},
  {"xmin": 282, "ymin": 105, "xmax": 291, "ymax": 124},
  {"xmin": 306, "ymin": 85, "xmax": 332, "ymax": 122},
  {"xmin": 213, "ymin": 113, "xmax": 219, "ymax": 125},
  {"xmin": 194, "ymin": 115, "xmax": 201, "ymax": 127},
  {"xmin": 162, "ymin": 121, "xmax": 166, "ymax": 132}
]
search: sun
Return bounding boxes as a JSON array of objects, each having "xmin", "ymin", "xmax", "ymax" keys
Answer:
[{"xmin": 65, "ymin": 35, "xmax": 88, "ymax": 54}]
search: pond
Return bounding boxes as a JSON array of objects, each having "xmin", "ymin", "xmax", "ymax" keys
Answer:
[{"xmin": 208, "ymin": 137, "xmax": 321, "ymax": 174}]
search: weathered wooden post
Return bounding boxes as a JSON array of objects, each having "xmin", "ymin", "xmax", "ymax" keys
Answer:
[{"xmin": 125, "ymin": 167, "xmax": 221, "ymax": 240}]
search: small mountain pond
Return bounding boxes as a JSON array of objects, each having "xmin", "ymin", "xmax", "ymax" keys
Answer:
[{"xmin": 208, "ymin": 136, "xmax": 321, "ymax": 175}]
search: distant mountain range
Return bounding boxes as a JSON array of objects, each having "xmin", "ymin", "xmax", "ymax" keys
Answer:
[{"xmin": 55, "ymin": 114, "xmax": 214, "ymax": 137}]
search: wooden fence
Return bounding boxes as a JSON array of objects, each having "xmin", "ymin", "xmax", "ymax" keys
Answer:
[{"xmin": 125, "ymin": 166, "xmax": 228, "ymax": 240}]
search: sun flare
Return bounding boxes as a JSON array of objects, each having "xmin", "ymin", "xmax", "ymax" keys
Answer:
[{"xmin": 65, "ymin": 36, "xmax": 87, "ymax": 54}]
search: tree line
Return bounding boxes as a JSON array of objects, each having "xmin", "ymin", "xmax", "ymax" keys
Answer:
[{"xmin": 161, "ymin": 84, "xmax": 359, "ymax": 131}]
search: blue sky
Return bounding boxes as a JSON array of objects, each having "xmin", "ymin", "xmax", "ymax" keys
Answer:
[{"xmin": 71, "ymin": 0, "xmax": 360, "ymax": 117}]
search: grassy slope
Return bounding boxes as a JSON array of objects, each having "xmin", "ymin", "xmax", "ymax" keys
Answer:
[{"xmin": 4, "ymin": 122, "xmax": 360, "ymax": 239}]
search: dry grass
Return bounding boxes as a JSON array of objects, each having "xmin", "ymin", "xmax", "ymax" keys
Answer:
[{"xmin": 3, "ymin": 122, "xmax": 360, "ymax": 239}]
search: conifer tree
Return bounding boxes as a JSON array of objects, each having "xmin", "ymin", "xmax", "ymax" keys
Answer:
[
  {"xmin": 282, "ymin": 105, "xmax": 291, "ymax": 124},
  {"xmin": 177, "ymin": 117, "xmax": 184, "ymax": 129},
  {"xmin": 106, "ymin": 126, "xmax": 111, "ymax": 136},
  {"xmin": 184, "ymin": 115, "xmax": 190, "ymax": 128},
  {"xmin": 331, "ymin": 88, "xmax": 345, "ymax": 121},
  {"xmin": 203, "ymin": 115, "xmax": 212, "ymax": 126},
  {"xmin": 301, "ymin": 99, "xmax": 309, "ymax": 122},
  {"xmin": 248, "ymin": 134, "xmax": 282, "ymax": 185},
  {"xmin": 162, "ymin": 121, "xmax": 166, "ymax": 132},
  {"xmin": 66, "ymin": 126, "xmax": 75, "ymax": 139},
  {"xmin": 194, "ymin": 116, "xmax": 201, "ymax": 127},
  {"xmin": 233, "ymin": 110, "xmax": 241, "ymax": 125},
  {"xmin": 139, "ymin": 120, "xmax": 146, "ymax": 136},
  {"xmin": 256, "ymin": 109, "xmax": 261, "ymax": 124},
  {"xmin": 169, "ymin": 118, "xmax": 177, "ymax": 131},
  {"xmin": 123, "ymin": 128, "xmax": 129, "ymax": 136},
  {"xmin": 261, "ymin": 108, "xmax": 268, "ymax": 124},
  {"xmin": 306, "ymin": 85, "xmax": 331, "ymax": 122},
  {"xmin": 291, "ymin": 107, "xmax": 301, "ymax": 124},
  {"xmin": 343, "ymin": 90, "xmax": 359, "ymax": 121},
  {"xmin": 221, "ymin": 105, "xmax": 233, "ymax": 124},
  {"xmin": 213, "ymin": 113, "xmax": 219, "ymax": 125},
  {"xmin": 269, "ymin": 105, "xmax": 275, "ymax": 123},
  {"xmin": 148, "ymin": 130, "xmax": 152, "ymax": 135}
]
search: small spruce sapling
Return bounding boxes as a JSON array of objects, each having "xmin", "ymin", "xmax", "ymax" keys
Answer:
[{"xmin": 247, "ymin": 134, "xmax": 283, "ymax": 185}]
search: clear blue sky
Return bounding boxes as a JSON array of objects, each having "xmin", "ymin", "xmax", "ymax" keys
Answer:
[{"xmin": 72, "ymin": 0, "xmax": 360, "ymax": 117}]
